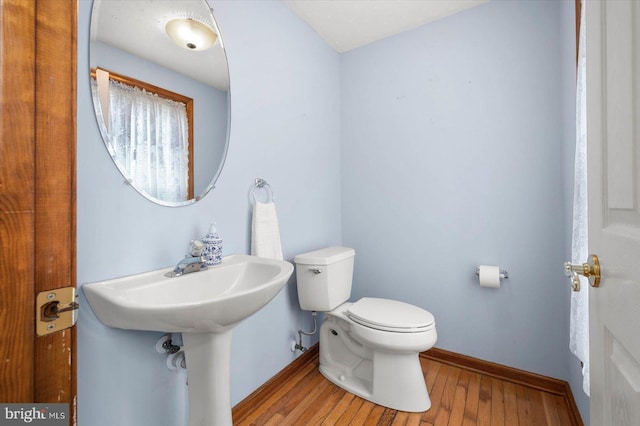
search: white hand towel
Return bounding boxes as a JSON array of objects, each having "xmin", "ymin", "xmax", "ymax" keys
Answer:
[{"xmin": 251, "ymin": 201, "xmax": 283, "ymax": 260}]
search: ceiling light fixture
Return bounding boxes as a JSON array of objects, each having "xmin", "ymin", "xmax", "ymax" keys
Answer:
[{"xmin": 165, "ymin": 18, "xmax": 217, "ymax": 51}]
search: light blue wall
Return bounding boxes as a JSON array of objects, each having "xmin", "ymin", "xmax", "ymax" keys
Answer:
[
  {"xmin": 77, "ymin": 0, "xmax": 341, "ymax": 425},
  {"xmin": 342, "ymin": 0, "xmax": 574, "ymax": 383}
]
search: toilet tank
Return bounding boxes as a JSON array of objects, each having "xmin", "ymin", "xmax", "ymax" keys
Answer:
[{"xmin": 294, "ymin": 247, "xmax": 355, "ymax": 311}]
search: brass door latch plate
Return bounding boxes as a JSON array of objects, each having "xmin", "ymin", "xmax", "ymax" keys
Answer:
[{"xmin": 36, "ymin": 287, "xmax": 79, "ymax": 336}]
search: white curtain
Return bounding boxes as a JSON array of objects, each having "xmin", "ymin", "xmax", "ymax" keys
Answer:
[
  {"xmin": 91, "ymin": 78, "xmax": 190, "ymax": 202},
  {"xmin": 570, "ymin": 2, "xmax": 589, "ymax": 396}
]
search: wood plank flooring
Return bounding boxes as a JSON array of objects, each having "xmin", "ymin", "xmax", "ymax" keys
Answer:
[{"xmin": 233, "ymin": 348, "xmax": 581, "ymax": 426}]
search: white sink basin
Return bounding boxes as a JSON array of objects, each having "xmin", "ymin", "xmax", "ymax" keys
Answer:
[
  {"xmin": 84, "ymin": 254, "xmax": 294, "ymax": 426},
  {"xmin": 84, "ymin": 254, "xmax": 294, "ymax": 333}
]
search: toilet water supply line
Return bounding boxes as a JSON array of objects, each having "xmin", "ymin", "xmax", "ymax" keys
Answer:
[{"xmin": 294, "ymin": 311, "xmax": 317, "ymax": 352}]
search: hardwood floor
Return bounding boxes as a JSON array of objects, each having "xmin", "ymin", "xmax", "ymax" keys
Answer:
[{"xmin": 233, "ymin": 346, "xmax": 582, "ymax": 426}]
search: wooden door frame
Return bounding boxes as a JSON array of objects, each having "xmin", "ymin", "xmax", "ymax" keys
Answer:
[{"xmin": 1, "ymin": 0, "xmax": 77, "ymax": 423}]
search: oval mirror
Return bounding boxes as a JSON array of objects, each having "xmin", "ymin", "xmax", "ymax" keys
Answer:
[{"xmin": 89, "ymin": 0, "xmax": 230, "ymax": 206}]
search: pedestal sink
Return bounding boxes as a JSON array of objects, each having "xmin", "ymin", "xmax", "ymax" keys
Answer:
[{"xmin": 83, "ymin": 254, "xmax": 294, "ymax": 426}]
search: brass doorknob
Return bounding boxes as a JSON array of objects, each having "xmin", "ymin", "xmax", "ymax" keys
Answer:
[{"xmin": 564, "ymin": 254, "xmax": 601, "ymax": 291}]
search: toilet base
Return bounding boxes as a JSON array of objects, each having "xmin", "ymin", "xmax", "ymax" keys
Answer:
[
  {"xmin": 319, "ymin": 315, "xmax": 432, "ymax": 412},
  {"xmin": 320, "ymin": 352, "xmax": 431, "ymax": 412}
]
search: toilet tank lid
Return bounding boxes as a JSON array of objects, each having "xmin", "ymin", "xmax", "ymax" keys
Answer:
[{"xmin": 294, "ymin": 246, "xmax": 355, "ymax": 265}]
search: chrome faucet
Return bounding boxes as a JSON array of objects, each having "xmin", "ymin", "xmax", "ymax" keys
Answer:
[{"xmin": 165, "ymin": 240, "xmax": 208, "ymax": 278}]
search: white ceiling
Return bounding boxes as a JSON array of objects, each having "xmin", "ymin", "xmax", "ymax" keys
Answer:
[{"xmin": 283, "ymin": 0, "xmax": 487, "ymax": 53}]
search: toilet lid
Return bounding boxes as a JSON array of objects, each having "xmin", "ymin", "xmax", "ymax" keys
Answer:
[{"xmin": 347, "ymin": 297, "xmax": 434, "ymax": 332}]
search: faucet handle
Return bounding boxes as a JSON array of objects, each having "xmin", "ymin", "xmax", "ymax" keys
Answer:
[{"xmin": 190, "ymin": 240, "xmax": 204, "ymax": 256}]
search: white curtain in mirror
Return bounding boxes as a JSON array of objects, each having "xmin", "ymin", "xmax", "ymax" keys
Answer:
[
  {"xmin": 570, "ymin": 2, "xmax": 589, "ymax": 396},
  {"xmin": 91, "ymin": 78, "xmax": 190, "ymax": 202}
]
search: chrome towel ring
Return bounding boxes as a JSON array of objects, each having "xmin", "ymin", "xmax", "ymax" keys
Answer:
[{"xmin": 252, "ymin": 178, "xmax": 274, "ymax": 203}]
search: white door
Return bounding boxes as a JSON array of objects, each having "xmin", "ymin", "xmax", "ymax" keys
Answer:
[{"xmin": 586, "ymin": 1, "xmax": 640, "ymax": 424}]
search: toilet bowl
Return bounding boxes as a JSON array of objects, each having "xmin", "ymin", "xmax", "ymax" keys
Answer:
[{"xmin": 294, "ymin": 247, "xmax": 437, "ymax": 412}]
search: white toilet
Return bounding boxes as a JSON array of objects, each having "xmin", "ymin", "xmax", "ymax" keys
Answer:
[{"xmin": 294, "ymin": 246, "xmax": 437, "ymax": 412}]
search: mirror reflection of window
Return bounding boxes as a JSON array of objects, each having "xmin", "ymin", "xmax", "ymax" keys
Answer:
[
  {"xmin": 89, "ymin": 0, "xmax": 230, "ymax": 206},
  {"xmin": 90, "ymin": 68, "xmax": 194, "ymax": 201}
]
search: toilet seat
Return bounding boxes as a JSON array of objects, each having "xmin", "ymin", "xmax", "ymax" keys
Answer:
[{"xmin": 346, "ymin": 297, "xmax": 434, "ymax": 333}]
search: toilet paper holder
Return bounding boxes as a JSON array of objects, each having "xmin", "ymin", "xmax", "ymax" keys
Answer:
[{"xmin": 475, "ymin": 267, "xmax": 509, "ymax": 279}]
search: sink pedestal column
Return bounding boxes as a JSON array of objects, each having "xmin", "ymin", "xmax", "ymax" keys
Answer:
[{"xmin": 183, "ymin": 330, "xmax": 233, "ymax": 426}]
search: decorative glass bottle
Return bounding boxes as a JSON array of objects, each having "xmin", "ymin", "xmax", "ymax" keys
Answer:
[{"xmin": 202, "ymin": 223, "xmax": 222, "ymax": 266}]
